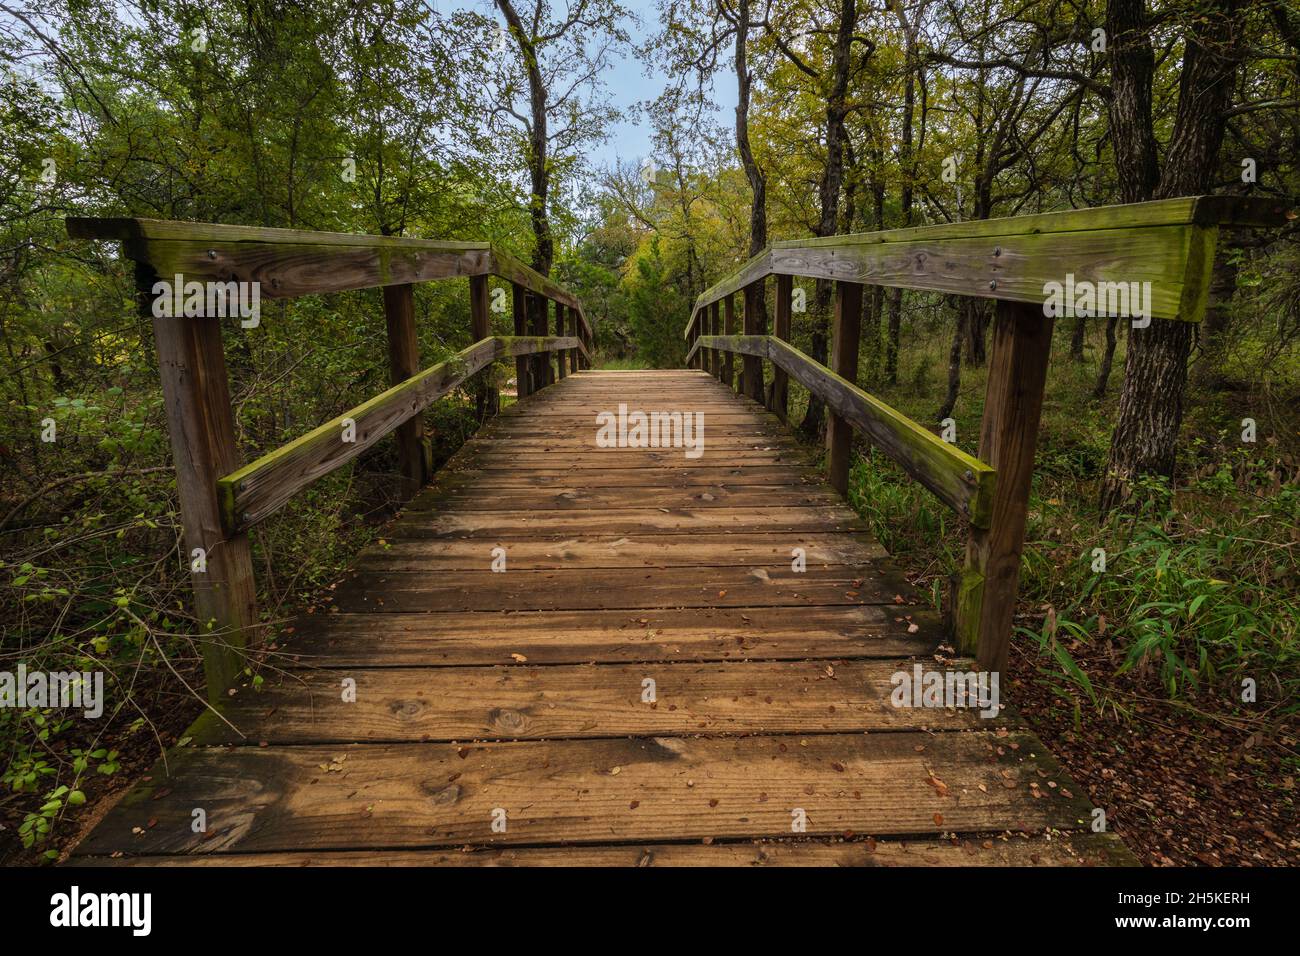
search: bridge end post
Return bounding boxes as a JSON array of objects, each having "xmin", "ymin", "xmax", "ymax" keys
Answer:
[
  {"xmin": 142, "ymin": 263, "xmax": 259, "ymax": 703},
  {"xmin": 960, "ymin": 299, "xmax": 1055, "ymax": 674},
  {"xmin": 827, "ymin": 280, "xmax": 865, "ymax": 495}
]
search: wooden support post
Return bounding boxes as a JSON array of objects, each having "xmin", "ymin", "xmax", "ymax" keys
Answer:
[
  {"xmin": 770, "ymin": 274, "xmax": 792, "ymax": 420},
  {"xmin": 529, "ymin": 294, "xmax": 551, "ymax": 388},
  {"xmin": 827, "ymin": 280, "xmax": 864, "ymax": 495},
  {"xmin": 512, "ymin": 282, "xmax": 531, "ymax": 398},
  {"xmin": 722, "ymin": 294, "xmax": 736, "ymax": 389},
  {"xmin": 956, "ymin": 300, "xmax": 1055, "ymax": 674},
  {"xmin": 383, "ymin": 282, "xmax": 428, "ymax": 496},
  {"xmin": 469, "ymin": 274, "xmax": 497, "ymax": 419},
  {"xmin": 742, "ymin": 281, "xmax": 766, "ymax": 402},
  {"xmin": 555, "ymin": 303, "xmax": 568, "ymax": 379},
  {"xmin": 709, "ymin": 302, "xmax": 721, "ymax": 378},
  {"xmin": 143, "ymin": 264, "xmax": 258, "ymax": 702}
]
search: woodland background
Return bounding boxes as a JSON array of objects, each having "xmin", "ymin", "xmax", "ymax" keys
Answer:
[{"xmin": 0, "ymin": 0, "xmax": 1297, "ymax": 864}]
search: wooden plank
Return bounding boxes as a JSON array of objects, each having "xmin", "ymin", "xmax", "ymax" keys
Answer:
[
  {"xmin": 64, "ymin": 217, "xmax": 589, "ymax": 315},
  {"xmin": 73, "ymin": 731, "xmax": 1094, "ymax": 855},
  {"xmin": 144, "ymin": 264, "xmax": 258, "ymax": 701},
  {"xmin": 827, "ymin": 281, "xmax": 864, "ymax": 495},
  {"xmin": 380, "ymin": 505, "xmax": 870, "ymax": 538},
  {"xmin": 382, "ymin": 283, "xmax": 427, "ymax": 497},
  {"xmin": 462, "ymin": 452, "xmax": 817, "ymax": 470},
  {"xmin": 685, "ymin": 249, "xmax": 772, "ymax": 336},
  {"xmin": 218, "ymin": 336, "xmax": 579, "ymax": 531},
  {"xmin": 773, "ymin": 226, "xmax": 1199, "ymax": 320},
  {"xmin": 327, "ymin": 565, "xmax": 918, "ymax": 613},
  {"xmin": 352, "ymin": 532, "xmax": 887, "ymax": 571},
  {"xmin": 279, "ymin": 605, "xmax": 943, "ymax": 667},
  {"xmin": 958, "ymin": 301, "xmax": 1055, "ymax": 672},
  {"xmin": 430, "ymin": 465, "xmax": 815, "ymax": 488},
  {"xmin": 679, "ymin": 197, "xmax": 1290, "ymax": 335},
  {"xmin": 490, "ymin": 249, "xmax": 588, "ymax": 319},
  {"xmin": 767, "ymin": 339, "xmax": 995, "ymax": 526},
  {"xmin": 407, "ymin": 485, "xmax": 840, "ymax": 513},
  {"xmin": 192, "ymin": 660, "xmax": 1002, "ymax": 745},
  {"xmin": 77, "ymin": 831, "xmax": 1138, "ymax": 866}
]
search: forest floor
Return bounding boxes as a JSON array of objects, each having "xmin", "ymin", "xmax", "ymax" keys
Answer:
[{"xmin": 849, "ymin": 328, "xmax": 1299, "ymax": 867}]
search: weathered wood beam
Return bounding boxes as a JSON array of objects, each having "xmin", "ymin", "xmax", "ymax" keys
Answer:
[
  {"xmin": 217, "ymin": 336, "xmax": 580, "ymax": 532},
  {"xmin": 769, "ymin": 274, "xmax": 792, "ymax": 420},
  {"xmin": 470, "ymin": 275, "xmax": 498, "ymax": 420},
  {"xmin": 765, "ymin": 338, "xmax": 995, "ymax": 526},
  {"xmin": 827, "ymin": 281, "xmax": 864, "ymax": 495},
  {"xmin": 742, "ymin": 281, "xmax": 766, "ymax": 402},
  {"xmin": 680, "ymin": 196, "xmax": 1290, "ymax": 336},
  {"xmin": 511, "ymin": 283, "xmax": 531, "ymax": 397},
  {"xmin": 64, "ymin": 218, "xmax": 589, "ymax": 319},
  {"xmin": 722, "ymin": 294, "xmax": 737, "ymax": 389},
  {"xmin": 956, "ymin": 302, "xmax": 1055, "ymax": 672},
  {"xmin": 382, "ymin": 283, "xmax": 428, "ymax": 497},
  {"xmin": 140, "ymin": 263, "xmax": 258, "ymax": 702},
  {"xmin": 555, "ymin": 303, "xmax": 568, "ymax": 379}
]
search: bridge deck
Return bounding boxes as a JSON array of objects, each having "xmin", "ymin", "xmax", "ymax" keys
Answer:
[{"xmin": 76, "ymin": 370, "xmax": 1132, "ymax": 866}]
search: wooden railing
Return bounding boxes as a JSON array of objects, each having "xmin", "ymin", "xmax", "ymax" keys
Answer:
[
  {"xmin": 67, "ymin": 217, "xmax": 594, "ymax": 700},
  {"xmin": 682, "ymin": 196, "xmax": 1288, "ymax": 674}
]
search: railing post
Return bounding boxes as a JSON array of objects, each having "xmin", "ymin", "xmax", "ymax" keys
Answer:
[
  {"xmin": 957, "ymin": 300, "xmax": 1055, "ymax": 674},
  {"xmin": 512, "ymin": 282, "xmax": 531, "ymax": 398},
  {"xmin": 770, "ymin": 274, "xmax": 792, "ymax": 420},
  {"xmin": 569, "ymin": 314, "xmax": 579, "ymax": 374},
  {"xmin": 709, "ymin": 301, "xmax": 721, "ymax": 379},
  {"xmin": 554, "ymin": 303, "xmax": 567, "ymax": 379},
  {"xmin": 722, "ymin": 294, "xmax": 736, "ymax": 390},
  {"xmin": 530, "ymin": 294, "xmax": 551, "ymax": 388},
  {"xmin": 383, "ymin": 282, "xmax": 429, "ymax": 496},
  {"xmin": 142, "ymin": 263, "xmax": 258, "ymax": 702},
  {"xmin": 742, "ymin": 281, "xmax": 766, "ymax": 402},
  {"xmin": 827, "ymin": 280, "xmax": 864, "ymax": 495},
  {"xmin": 469, "ymin": 274, "xmax": 497, "ymax": 418}
]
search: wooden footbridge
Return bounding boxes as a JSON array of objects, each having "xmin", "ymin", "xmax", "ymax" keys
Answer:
[{"xmin": 66, "ymin": 196, "xmax": 1283, "ymax": 866}]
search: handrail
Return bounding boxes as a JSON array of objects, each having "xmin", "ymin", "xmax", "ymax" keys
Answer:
[
  {"xmin": 67, "ymin": 216, "xmax": 595, "ymax": 701},
  {"xmin": 681, "ymin": 195, "xmax": 1290, "ymax": 679},
  {"xmin": 683, "ymin": 195, "xmax": 1289, "ymax": 338},
  {"xmin": 68, "ymin": 217, "xmax": 593, "ymax": 339},
  {"xmin": 687, "ymin": 334, "xmax": 995, "ymax": 526},
  {"xmin": 219, "ymin": 335, "xmax": 587, "ymax": 533}
]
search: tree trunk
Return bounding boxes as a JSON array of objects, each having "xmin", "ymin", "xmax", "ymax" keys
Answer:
[
  {"xmin": 1099, "ymin": 0, "xmax": 1241, "ymax": 514},
  {"xmin": 1070, "ymin": 316, "xmax": 1087, "ymax": 361},
  {"xmin": 796, "ymin": 0, "xmax": 855, "ymax": 437},
  {"xmin": 1093, "ymin": 317, "xmax": 1119, "ymax": 398}
]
